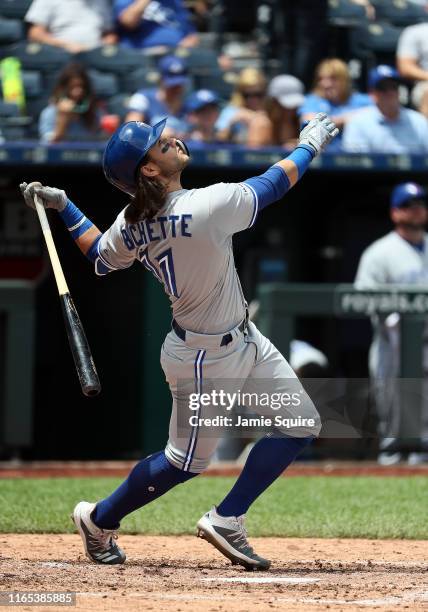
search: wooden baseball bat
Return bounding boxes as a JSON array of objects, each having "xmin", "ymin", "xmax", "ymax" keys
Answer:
[{"xmin": 34, "ymin": 194, "xmax": 101, "ymax": 397}]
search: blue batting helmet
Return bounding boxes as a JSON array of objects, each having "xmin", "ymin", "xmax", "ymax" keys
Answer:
[
  {"xmin": 391, "ymin": 182, "xmax": 427, "ymax": 208},
  {"xmin": 103, "ymin": 118, "xmax": 167, "ymax": 196}
]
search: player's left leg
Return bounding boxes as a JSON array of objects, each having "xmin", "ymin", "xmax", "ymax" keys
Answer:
[{"xmin": 197, "ymin": 322, "xmax": 320, "ymax": 570}]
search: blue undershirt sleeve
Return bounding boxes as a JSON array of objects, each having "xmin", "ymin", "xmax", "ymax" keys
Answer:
[{"xmin": 243, "ymin": 144, "xmax": 314, "ymax": 211}]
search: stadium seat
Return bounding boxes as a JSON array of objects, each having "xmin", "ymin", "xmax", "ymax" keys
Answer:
[
  {"xmin": 372, "ymin": 0, "xmax": 428, "ymax": 27},
  {"xmin": 0, "ymin": 42, "xmax": 72, "ymax": 72},
  {"xmin": 0, "ymin": 100, "xmax": 19, "ymax": 117},
  {"xmin": 174, "ymin": 47, "xmax": 219, "ymax": 73},
  {"xmin": 0, "ymin": 0, "xmax": 32, "ymax": 20},
  {"xmin": 350, "ymin": 21, "xmax": 403, "ymax": 66},
  {"xmin": 0, "ymin": 18, "xmax": 23, "ymax": 44},
  {"xmin": 21, "ymin": 70, "xmax": 43, "ymax": 98},
  {"xmin": 88, "ymin": 70, "xmax": 119, "ymax": 99},
  {"xmin": 77, "ymin": 45, "xmax": 153, "ymax": 76},
  {"xmin": 107, "ymin": 93, "xmax": 131, "ymax": 121},
  {"xmin": 328, "ymin": 0, "xmax": 368, "ymax": 25},
  {"xmin": 120, "ymin": 67, "xmax": 160, "ymax": 94},
  {"xmin": 193, "ymin": 70, "xmax": 237, "ymax": 100}
]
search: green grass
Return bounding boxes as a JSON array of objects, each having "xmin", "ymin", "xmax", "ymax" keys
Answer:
[{"xmin": 0, "ymin": 476, "xmax": 427, "ymax": 539}]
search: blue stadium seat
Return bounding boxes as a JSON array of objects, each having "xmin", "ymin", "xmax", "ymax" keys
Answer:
[
  {"xmin": 0, "ymin": 18, "xmax": 23, "ymax": 44},
  {"xmin": 372, "ymin": 0, "xmax": 427, "ymax": 27},
  {"xmin": 0, "ymin": 42, "xmax": 72, "ymax": 72},
  {"xmin": 21, "ymin": 70, "xmax": 43, "ymax": 98},
  {"xmin": 174, "ymin": 47, "xmax": 219, "ymax": 73},
  {"xmin": 88, "ymin": 70, "xmax": 119, "ymax": 99},
  {"xmin": 77, "ymin": 45, "xmax": 153, "ymax": 75},
  {"xmin": 0, "ymin": 0, "xmax": 32, "ymax": 19},
  {"xmin": 120, "ymin": 67, "xmax": 160, "ymax": 94},
  {"xmin": 107, "ymin": 94, "xmax": 131, "ymax": 120},
  {"xmin": 350, "ymin": 21, "xmax": 403, "ymax": 65},
  {"xmin": 194, "ymin": 70, "xmax": 237, "ymax": 100},
  {"xmin": 328, "ymin": 0, "xmax": 368, "ymax": 25},
  {"xmin": 0, "ymin": 100, "xmax": 19, "ymax": 117}
]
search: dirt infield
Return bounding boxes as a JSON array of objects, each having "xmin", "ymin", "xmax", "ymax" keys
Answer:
[{"xmin": 1, "ymin": 535, "xmax": 427, "ymax": 611}]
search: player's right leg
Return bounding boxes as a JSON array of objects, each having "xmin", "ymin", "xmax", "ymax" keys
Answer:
[{"xmin": 71, "ymin": 501, "xmax": 126, "ymax": 565}]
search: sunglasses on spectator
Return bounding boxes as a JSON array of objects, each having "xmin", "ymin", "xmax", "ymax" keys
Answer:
[
  {"xmin": 398, "ymin": 199, "xmax": 428, "ymax": 209},
  {"xmin": 376, "ymin": 80, "xmax": 400, "ymax": 92},
  {"xmin": 241, "ymin": 91, "xmax": 265, "ymax": 99}
]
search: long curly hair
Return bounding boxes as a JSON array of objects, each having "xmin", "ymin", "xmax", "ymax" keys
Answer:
[
  {"xmin": 51, "ymin": 62, "xmax": 98, "ymax": 130},
  {"xmin": 124, "ymin": 157, "xmax": 168, "ymax": 223}
]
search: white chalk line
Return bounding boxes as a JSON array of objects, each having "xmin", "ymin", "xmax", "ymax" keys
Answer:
[
  {"xmin": 201, "ymin": 576, "xmax": 320, "ymax": 584},
  {"xmin": 76, "ymin": 590, "xmax": 428, "ymax": 606}
]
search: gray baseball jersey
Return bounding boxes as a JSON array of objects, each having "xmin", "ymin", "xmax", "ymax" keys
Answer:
[{"xmin": 97, "ymin": 183, "xmax": 258, "ymax": 334}]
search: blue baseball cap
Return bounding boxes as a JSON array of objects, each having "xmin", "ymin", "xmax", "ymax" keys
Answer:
[
  {"xmin": 158, "ymin": 55, "xmax": 189, "ymax": 88},
  {"xmin": 391, "ymin": 182, "xmax": 428, "ymax": 208},
  {"xmin": 185, "ymin": 89, "xmax": 220, "ymax": 113},
  {"xmin": 368, "ymin": 65, "xmax": 401, "ymax": 90}
]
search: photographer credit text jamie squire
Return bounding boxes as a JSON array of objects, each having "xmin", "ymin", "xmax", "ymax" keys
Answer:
[{"xmin": 187, "ymin": 389, "xmax": 315, "ymax": 430}]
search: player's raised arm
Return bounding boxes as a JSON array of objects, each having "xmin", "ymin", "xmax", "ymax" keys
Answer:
[
  {"xmin": 243, "ymin": 113, "xmax": 338, "ymax": 211},
  {"xmin": 208, "ymin": 113, "xmax": 338, "ymax": 236}
]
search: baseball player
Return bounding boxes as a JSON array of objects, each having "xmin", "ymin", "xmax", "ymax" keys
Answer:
[
  {"xmin": 20, "ymin": 112, "xmax": 338, "ymax": 570},
  {"xmin": 355, "ymin": 182, "xmax": 428, "ymax": 465}
]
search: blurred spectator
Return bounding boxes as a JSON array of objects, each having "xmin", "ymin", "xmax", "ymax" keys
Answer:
[
  {"xmin": 114, "ymin": 0, "xmax": 199, "ymax": 51},
  {"xmin": 351, "ymin": 0, "xmax": 376, "ymax": 20},
  {"xmin": 412, "ymin": 80, "xmax": 428, "ymax": 119},
  {"xmin": 125, "ymin": 55, "xmax": 189, "ymax": 136},
  {"xmin": 39, "ymin": 63, "xmax": 107, "ymax": 142},
  {"xmin": 355, "ymin": 181, "xmax": 428, "ymax": 465},
  {"xmin": 299, "ymin": 59, "xmax": 372, "ymax": 140},
  {"xmin": 264, "ymin": 0, "xmax": 328, "ymax": 89},
  {"xmin": 397, "ymin": 22, "xmax": 428, "ymax": 84},
  {"xmin": 266, "ymin": 75, "xmax": 305, "ymax": 148},
  {"xmin": 25, "ymin": 0, "xmax": 117, "ymax": 54},
  {"xmin": 216, "ymin": 68, "xmax": 272, "ymax": 147},
  {"xmin": 342, "ymin": 65, "xmax": 428, "ymax": 153},
  {"xmin": 184, "ymin": 89, "xmax": 221, "ymax": 142}
]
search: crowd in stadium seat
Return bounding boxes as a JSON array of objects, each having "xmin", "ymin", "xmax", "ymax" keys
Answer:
[{"xmin": 0, "ymin": 0, "xmax": 427, "ymax": 149}]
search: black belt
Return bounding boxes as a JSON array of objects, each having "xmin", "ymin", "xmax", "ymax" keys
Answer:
[{"xmin": 172, "ymin": 318, "xmax": 246, "ymax": 347}]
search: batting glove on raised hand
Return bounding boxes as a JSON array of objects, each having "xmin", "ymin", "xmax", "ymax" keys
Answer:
[
  {"xmin": 298, "ymin": 113, "xmax": 339, "ymax": 157},
  {"xmin": 20, "ymin": 182, "xmax": 68, "ymax": 212}
]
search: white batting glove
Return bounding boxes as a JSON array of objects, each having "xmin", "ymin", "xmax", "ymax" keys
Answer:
[
  {"xmin": 20, "ymin": 182, "xmax": 68, "ymax": 212},
  {"xmin": 298, "ymin": 113, "xmax": 339, "ymax": 157}
]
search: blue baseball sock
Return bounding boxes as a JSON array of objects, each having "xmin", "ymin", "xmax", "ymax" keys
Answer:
[
  {"xmin": 216, "ymin": 435, "xmax": 313, "ymax": 517},
  {"xmin": 92, "ymin": 451, "xmax": 198, "ymax": 529}
]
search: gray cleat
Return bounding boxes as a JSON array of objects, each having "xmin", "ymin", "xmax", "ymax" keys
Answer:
[
  {"xmin": 197, "ymin": 506, "xmax": 271, "ymax": 571},
  {"xmin": 71, "ymin": 501, "xmax": 126, "ymax": 565}
]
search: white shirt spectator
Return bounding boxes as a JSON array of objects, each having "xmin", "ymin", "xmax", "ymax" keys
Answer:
[
  {"xmin": 25, "ymin": 0, "xmax": 113, "ymax": 50},
  {"xmin": 397, "ymin": 23, "xmax": 428, "ymax": 74}
]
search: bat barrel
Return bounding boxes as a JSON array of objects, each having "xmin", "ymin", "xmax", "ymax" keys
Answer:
[{"xmin": 60, "ymin": 293, "xmax": 101, "ymax": 397}]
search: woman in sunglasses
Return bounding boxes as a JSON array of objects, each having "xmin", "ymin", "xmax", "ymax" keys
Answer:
[{"xmin": 216, "ymin": 67, "xmax": 273, "ymax": 147}]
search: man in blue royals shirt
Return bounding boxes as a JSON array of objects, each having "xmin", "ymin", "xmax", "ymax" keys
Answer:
[
  {"xmin": 114, "ymin": 0, "xmax": 199, "ymax": 50},
  {"xmin": 342, "ymin": 65, "xmax": 428, "ymax": 154}
]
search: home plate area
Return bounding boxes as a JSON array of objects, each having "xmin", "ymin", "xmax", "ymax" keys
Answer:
[{"xmin": 1, "ymin": 535, "xmax": 427, "ymax": 611}]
